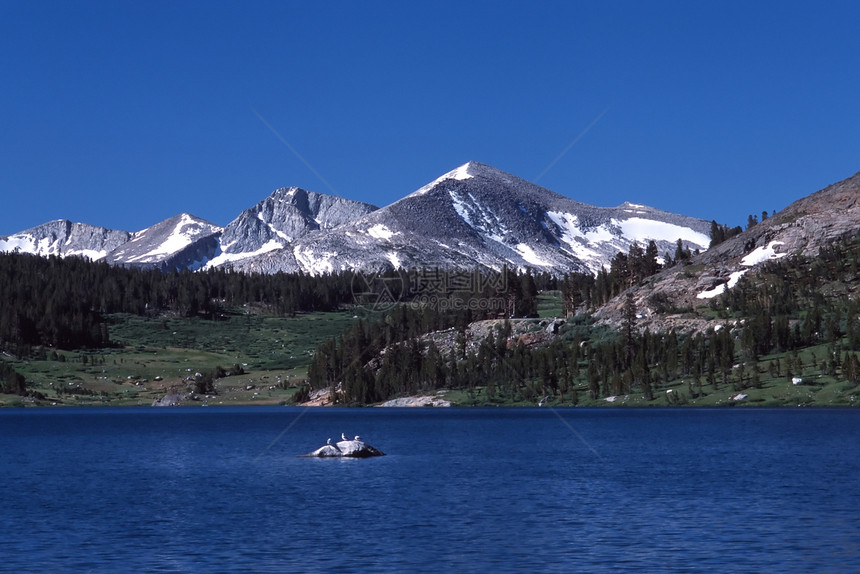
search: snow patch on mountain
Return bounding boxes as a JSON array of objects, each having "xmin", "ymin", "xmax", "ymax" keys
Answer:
[
  {"xmin": 73, "ymin": 248, "xmax": 112, "ymax": 260},
  {"xmin": 0, "ymin": 234, "xmax": 45, "ymax": 255},
  {"xmin": 696, "ymin": 241, "xmax": 787, "ymax": 299},
  {"xmin": 386, "ymin": 251, "xmax": 401, "ymax": 268},
  {"xmin": 614, "ymin": 218, "xmax": 710, "ymax": 248},
  {"xmin": 366, "ymin": 224, "xmax": 398, "ymax": 240},
  {"xmin": 449, "ymin": 190, "xmax": 471, "ymax": 223},
  {"xmin": 697, "ymin": 270, "xmax": 748, "ymax": 299},
  {"xmin": 741, "ymin": 241, "xmax": 786, "ymax": 266},
  {"xmin": 449, "ymin": 189, "xmax": 510, "ymax": 242},
  {"xmin": 549, "ymin": 213, "xmax": 708, "ymax": 251},
  {"xmin": 546, "ymin": 212, "xmax": 612, "ymax": 244},
  {"xmin": 542, "ymin": 213, "xmax": 617, "ymax": 267},
  {"xmin": 257, "ymin": 211, "xmax": 293, "ymax": 242},
  {"xmin": 293, "ymin": 246, "xmax": 338, "ymax": 274},
  {"xmin": 621, "ymin": 202, "xmax": 648, "ymax": 212},
  {"xmin": 412, "ymin": 162, "xmax": 477, "ymax": 196},
  {"xmin": 205, "ymin": 239, "xmax": 283, "ymax": 268},
  {"xmin": 450, "ymin": 163, "xmax": 475, "ymax": 181},
  {"xmin": 516, "ymin": 243, "xmax": 550, "ymax": 266}
]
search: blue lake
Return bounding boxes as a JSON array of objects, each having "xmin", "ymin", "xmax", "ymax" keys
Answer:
[{"xmin": 1, "ymin": 407, "xmax": 858, "ymax": 572}]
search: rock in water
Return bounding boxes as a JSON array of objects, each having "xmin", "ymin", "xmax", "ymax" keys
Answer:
[
  {"xmin": 303, "ymin": 438, "xmax": 385, "ymax": 458},
  {"xmin": 305, "ymin": 444, "xmax": 344, "ymax": 457}
]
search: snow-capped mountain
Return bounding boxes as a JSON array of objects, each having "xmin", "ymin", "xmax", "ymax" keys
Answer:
[
  {"xmin": 0, "ymin": 162, "xmax": 713, "ymax": 275},
  {"xmin": 204, "ymin": 186, "xmax": 378, "ymax": 270},
  {"xmin": 0, "ymin": 220, "xmax": 132, "ymax": 260},
  {"xmin": 224, "ymin": 162, "xmax": 711, "ymax": 275},
  {"xmin": 0, "ymin": 215, "xmax": 222, "ymax": 271},
  {"xmin": 104, "ymin": 213, "xmax": 222, "ymax": 271}
]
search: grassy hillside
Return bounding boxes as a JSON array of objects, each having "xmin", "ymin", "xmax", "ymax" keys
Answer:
[
  {"xmin": 0, "ymin": 310, "xmax": 361, "ymax": 407},
  {"xmin": 537, "ymin": 290, "xmax": 564, "ymax": 318}
]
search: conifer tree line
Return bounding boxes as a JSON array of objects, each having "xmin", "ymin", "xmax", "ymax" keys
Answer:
[
  {"xmin": 0, "ymin": 252, "xmax": 351, "ymax": 354},
  {"xmin": 306, "ymin": 267, "xmax": 546, "ymax": 403},
  {"xmin": 709, "ymin": 220, "xmax": 744, "ymax": 247},
  {"xmin": 308, "ymin": 295, "xmax": 859, "ymax": 406},
  {"xmin": 0, "ymin": 253, "xmax": 546, "ymax": 356},
  {"xmin": 306, "ymin": 300, "xmax": 764, "ymax": 405}
]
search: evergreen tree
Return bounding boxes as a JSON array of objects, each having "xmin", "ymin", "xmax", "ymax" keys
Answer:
[
  {"xmin": 747, "ymin": 214, "xmax": 758, "ymax": 230},
  {"xmin": 0, "ymin": 363, "xmax": 27, "ymax": 395},
  {"xmin": 644, "ymin": 240, "xmax": 660, "ymax": 277},
  {"xmin": 623, "ymin": 291, "xmax": 637, "ymax": 369}
]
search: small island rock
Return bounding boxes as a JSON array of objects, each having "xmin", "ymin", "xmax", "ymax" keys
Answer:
[{"xmin": 303, "ymin": 438, "xmax": 385, "ymax": 458}]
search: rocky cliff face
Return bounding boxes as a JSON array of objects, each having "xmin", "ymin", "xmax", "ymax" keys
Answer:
[
  {"xmin": 0, "ymin": 220, "xmax": 131, "ymax": 260},
  {"xmin": 205, "ymin": 187, "xmax": 378, "ymax": 270},
  {"xmin": 595, "ymin": 169, "xmax": 860, "ymax": 333}
]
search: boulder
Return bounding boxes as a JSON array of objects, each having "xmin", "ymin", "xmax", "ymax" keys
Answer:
[
  {"xmin": 152, "ymin": 393, "xmax": 187, "ymax": 407},
  {"xmin": 545, "ymin": 319, "xmax": 565, "ymax": 334},
  {"xmin": 303, "ymin": 439, "xmax": 385, "ymax": 458},
  {"xmin": 379, "ymin": 395, "xmax": 451, "ymax": 407}
]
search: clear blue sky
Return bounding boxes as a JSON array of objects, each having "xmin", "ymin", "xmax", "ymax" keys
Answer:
[{"xmin": 3, "ymin": 1, "xmax": 859, "ymax": 235}]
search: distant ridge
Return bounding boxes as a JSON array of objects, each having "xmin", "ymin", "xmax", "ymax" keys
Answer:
[
  {"xmin": 0, "ymin": 219, "xmax": 131, "ymax": 261},
  {"xmin": 1, "ymin": 161, "xmax": 713, "ymax": 275}
]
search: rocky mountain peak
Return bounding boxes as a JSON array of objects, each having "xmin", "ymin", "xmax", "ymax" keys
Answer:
[
  {"xmin": 204, "ymin": 186, "xmax": 379, "ymax": 271},
  {"xmin": 104, "ymin": 213, "xmax": 222, "ymax": 270},
  {"xmin": 410, "ymin": 161, "xmax": 536, "ymax": 197},
  {"xmin": 0, "ymin": 219, "xmax": 131, "ymax": 261},
  {"xmin": 221, "ymin": 162, "xmax": 712, "ymax": 276}
]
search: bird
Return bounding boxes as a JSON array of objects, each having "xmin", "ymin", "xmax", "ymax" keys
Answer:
[
  {"xmin": 326, "ymin": 438, "xmax": 331, "ymax": 445},
  {"xmin": 354, "ymin": 435, "xmax": 362, "ymax": 441},
  {"xmin": 341, "ymin": 432, "xmax": 348, "ymax": 441}
]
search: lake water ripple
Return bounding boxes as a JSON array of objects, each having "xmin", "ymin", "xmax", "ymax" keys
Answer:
[{"xmin": 1, "ymin": 407, "xmax": 858, "ymax": 572}]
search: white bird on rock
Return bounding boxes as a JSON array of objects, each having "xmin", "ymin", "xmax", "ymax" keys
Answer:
[
  {"xmin": 354, "ymin": 435, "xmax": 362, "ymax": 441},
  {"xmin": 327, "ymin": 438, "xmax": 331, "ymax": 445},
  {"xmin": 341, "ymin": 433, "xmax": 348, "ymax": 441}
]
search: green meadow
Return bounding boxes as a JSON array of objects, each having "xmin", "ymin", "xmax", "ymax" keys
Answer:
[{"xmin": 1, "ymin": 310, "xmax": 362, "ymax": 407}]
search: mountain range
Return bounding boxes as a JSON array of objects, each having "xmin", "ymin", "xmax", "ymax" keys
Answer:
[{"xmin": 0, "ymin": 162, "xmax": 712, "ymax": 276}]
